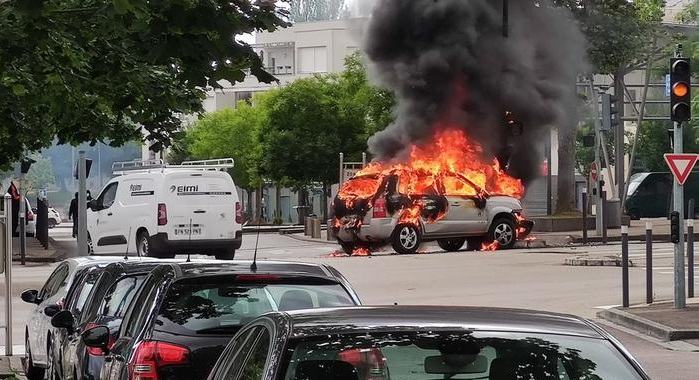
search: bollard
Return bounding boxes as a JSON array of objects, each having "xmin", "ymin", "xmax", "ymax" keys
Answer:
[
  {"xmin": 646, "ymin": 221, "xmax": 653, "ymax": 304},
  {"xmin": 601, "ymin": 191, "xmax": 608, "ymax": 244},
  {"xmin": 621, "ymin": 224, "xmax": 629, "ymax": 307},
  {"xmin": 690, "ymin": 198, "xmax": 695, "ymax": 220},
  {"xmin": 582, "ymin": 192, "xmax": 588, "ymax": 244},
  {"xmin": 689, "ymin": 219, "xmax": 695, "ymax": 298},
  {"xmin": 304, "ymin": 217, "xmax": 311, "ymax": 236},
  {"xmin": 311, "ymin": 218, "xmax": 321, "ymax": 239}
]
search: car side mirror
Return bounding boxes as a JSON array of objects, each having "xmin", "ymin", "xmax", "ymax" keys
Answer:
[
  {"xmin": 82, "ymin": 325, "xmax": 110, "ymax": 355},
  {"xmin": 88, "ymin": 199, "xmax": 99, "ymax": 211},
  {"xmin": 44, "ymin": 304, "xmax": 61, "ymax": 317},
  {"xmin": 51, "ymin": 310, "xmax": 75, "ymax": 335},
  {"xmin": 474, "ymin": 197, "xmax": 487, "ymax": 210},
  {"xmin": 20, "ymin": 289, "xmax": 40, "ymax": 305}
]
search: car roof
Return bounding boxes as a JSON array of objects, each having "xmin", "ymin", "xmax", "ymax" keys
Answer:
[
  {"xmin": 282, "ymin": 306, "xmax": 603, "ymax": 339},
  {"xmin": 66, "ymin": 256, "xmax": 128, "ymax": 270},
  {"xmin": 166, "ymin": 260, "xmax": 336, "ymax": 279}
]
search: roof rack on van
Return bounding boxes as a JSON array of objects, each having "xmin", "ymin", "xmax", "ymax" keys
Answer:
[{"xmin": 111, "ymin": 158, "xmax": 234, "ymax": 175}]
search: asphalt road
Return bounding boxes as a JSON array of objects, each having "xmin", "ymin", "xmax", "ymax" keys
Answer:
[{"xmin": 5, "ymin": 226, "xmax": 697, "ymax": 379}]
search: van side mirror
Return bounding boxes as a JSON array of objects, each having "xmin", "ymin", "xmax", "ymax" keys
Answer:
[
  {"xmin": 51, "ymin": 310, "xmax": 75, "ymax": 335},
  {"xmin": 20, "ymin": 289, "xmax": 40, "ymax": 305},
  {"xmin": 82, "ymin": 325, "xmax": 110, "ymax": 355},
  {"xmin": 88, "ymin": 199, "xmax": 99, "ymax": 211}
]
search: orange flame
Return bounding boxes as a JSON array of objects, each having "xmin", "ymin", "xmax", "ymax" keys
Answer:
[
  {"xmin": 481, "ymin": 241, "xmax": 500, "ymax": 251},
  {"xmin": 351, "ymin": 247, "xmax": 371, "ymax": 256},
  {"xmin": 327, "ymin": 250, "xmax": 348, "ymax": 257}
]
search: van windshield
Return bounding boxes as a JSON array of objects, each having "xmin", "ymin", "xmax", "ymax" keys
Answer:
[{"xmin": 627, "ymin": 174, "xmax": 647, "ymax": 196}]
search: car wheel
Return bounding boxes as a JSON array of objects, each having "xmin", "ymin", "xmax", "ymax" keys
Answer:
[
  {"xmin": 488, "ymin": 217, "xmax": 516, "ymax": 249},
  {"xmin": 391, "ymin": 224, "xmax": 421, "ymax": 254},
  {"xmin": 23, "ymin": 334, "xmax": 44, "ymax": 380},
  {"xmin": 338, "ymin": 241, "xmax": 356, "ymax": 255},
  {"xmin": 437, "ymin": 238, "xmax": 466, "ymax": 252},
  {"xmin": 628, "ymin": 208, "xmax": 640, "ymax": 220},
  {"xmin": 214, "ymin": 248, "xmax": 236, "ymax": 260},
  {"xmin": 48, "ymin": 219, "xmax": 56, "ymax": 229},
  {"xmin": 137, "ymin": 232, "xmax": 151, "ymax": 257},
  {"xmin": 466, "ymin": 237, "xmax": 483, "ymax": 251}
]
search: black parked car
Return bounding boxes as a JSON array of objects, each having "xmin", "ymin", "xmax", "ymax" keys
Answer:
[
  {"xmin": 21, "ymin": 257, "xmax": 125, "ymax": 380},
  {"xmin": 199, "ymin": 306, "xmax": 651, "ymax": 380},
  {"xmin": 81, "ymin": 261, "xmax": 361, "ymax": 380},
  {"xmin": 50, "ymin": 258, "xmax": 187, "ymax": 380}
]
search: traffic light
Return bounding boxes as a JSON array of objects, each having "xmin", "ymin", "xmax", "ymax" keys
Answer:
[
  {"xmin": 670, "ymin": 210, "xmax": 681, "ymax": 243},
  {"xmin": 670, "ymin": 57, "xmax": 691, "ymax": 122},
  {"xmin": 601, "ymin": 93, "xmax": 619, "ymax": 131},
  {"xmin": 20, "ymin": 158, "xmax": 35, "ymax": 174}
]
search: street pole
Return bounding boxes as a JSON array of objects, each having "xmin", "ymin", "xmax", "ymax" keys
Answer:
[
  {"xmin": 78, "ymin": 152, "xmax": 88, "ymax": 256},
  {"xmin": 673, "ymin": 46, "xmax": 686, "ymax": 309},
  {"xmin": 590, "ymin": 85, "xmax": 603, "ymax": 234},
  {"xmin": 19, "ymin": 175, "xmax": 25, "ymax": 265},
  {"xmin": 3, "ymin": 193, "xmax": 11, "ymax": 355}
]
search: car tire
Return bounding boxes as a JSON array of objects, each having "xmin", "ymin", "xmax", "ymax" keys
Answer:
[
  {"xmin": 466, "ymin": 237, "xmax": 483, "ymax": 251},
  {"xmin": 48, "ymin": 219, "xmax": 56, "ymax": 229},
  {"xmin": 214, "ymin": 248, "xmax": 236, "ymax": 260},
  {"xmin": 87, "ymin": 234, "xmax": 94, "ymax": 256},
  {"xmin": 338, "ymin": 241, "xmax": 356, "ymax": 255},
  {"xmin": 487, "ymin": 217, "xmax": 516, "ymax": 249},
  {"xmin": 137, "ymin": 231, "xmax": 151, "ymax": 257},
  {"xmin": 391, "ymin": 224, "xmax": 421, "ymax": 254},
  {"xmin": 437, "ymin": 238, "xmax": 466, "ymax": 252},
  {"xmin": 23, "ymin": 334, "xmax": 44, "ymax": 380},
  {"xmin": 628, "ymin": 208, "xmax": 640, "ymax": 220},
  {"xmin": 46, "ymin": 337, "xmax": 57, "ymax": 380}
]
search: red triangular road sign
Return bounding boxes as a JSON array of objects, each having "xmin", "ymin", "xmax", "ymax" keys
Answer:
[{"xmin": 664, "ymin": 153, "xmax": 699, "ymax": 185}]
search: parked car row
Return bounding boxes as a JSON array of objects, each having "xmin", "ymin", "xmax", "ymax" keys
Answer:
[{"xmin": 22, "ymin": 257, "xmax": 653, "ymax": 380}]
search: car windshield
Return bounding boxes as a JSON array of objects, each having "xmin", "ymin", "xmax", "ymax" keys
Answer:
[
  {"xmin": 156, "ymin": 281, "xmax": 355, "ymax": 335},
  {"xmin": 627, "ymin": 174, "xmax": 647, "ymax": 196},
  {"xmin": 281, "ymin": 330, "xmax": 644, "ymax": 380}
]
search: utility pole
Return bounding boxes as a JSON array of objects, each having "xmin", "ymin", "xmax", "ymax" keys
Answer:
[{"xmin": 77, "ymin": 151, "xmax": 88, "ymax": 256}]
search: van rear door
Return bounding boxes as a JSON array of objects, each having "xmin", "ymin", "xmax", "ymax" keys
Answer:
[{"xmin": 162, "ymin": 172, "xmax": 237, "ymax": 241}]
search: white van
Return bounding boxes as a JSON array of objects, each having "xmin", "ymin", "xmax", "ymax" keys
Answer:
[{"xmin": 86, "ymin": 158, "xmax": 242, "ymax": 259}]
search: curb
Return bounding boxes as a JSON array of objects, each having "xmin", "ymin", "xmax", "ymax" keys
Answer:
[
  {"xmin": 596, "ymin": 307, "xmax": 699, "ymax": 341},
  {"xmin": 564, "ymin": 256, "xmax": 633, "ymax": 267},
  {"xmin": 285, "ymin": 233, "xmax": 551, "ymax": 249},
  {"xmin": 571, "ymin": 233, "xmax": 698, "ymax": 244}
]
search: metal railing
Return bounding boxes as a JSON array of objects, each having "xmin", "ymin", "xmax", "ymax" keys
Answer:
[{"xmin": 111, "ymin": 158, "xmax": 234, "ymax": 175}]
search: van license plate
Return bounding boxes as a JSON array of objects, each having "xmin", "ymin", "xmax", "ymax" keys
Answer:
[{"xmin": 175, "ymin": 228, "xmax": 202, "ymax": 236}]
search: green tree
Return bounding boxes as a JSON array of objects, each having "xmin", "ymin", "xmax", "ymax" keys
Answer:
[
  {"xmin": 551, "ymin": 0, "xmax": 665, "ymax": 212},
  {"xmin": 187, "ymin": 103, "xmax": 267, "ymax": 191},
  {"xmin": 635, "ymin": 121, "xmax": 699, "ymax": 171},
  {"xmin": 0, "ymin": 0, "xmax": 291, "ymax": 169},
  {"xmin": 25, "ymin": 154, "xmax": 58, "ymax": 193}
]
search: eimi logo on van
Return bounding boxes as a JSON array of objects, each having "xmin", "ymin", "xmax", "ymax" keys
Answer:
[{"xmin": 171, "ymin": 185, "xmax": 199, "ymax": 194}]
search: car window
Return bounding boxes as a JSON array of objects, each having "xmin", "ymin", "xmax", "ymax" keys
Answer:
[
  {"xmin": 400, "ymin": 172, "xmax": 439, "ymax": 195},
  {"xmin": 98, "ymin": 182, "xmax": 119, "ymax": 209},
  {"xmin": 156, "ymin": 281, "xmax": 354, "ymax": 335},
  {"xmin": 123, "ymin": 274, "xmax": 161, "ymax": 338},
  {"xmin": 101, "ymin": 275, "xmax": 146, "ymax": 318},
  {"xmin": 282, "ymin": 331, "xmax": 645, "ymax": 380},
  {"xmin": 443, "ymin": 175, "xmax": 478, "ymax": 196},
  {"xmin": 338, "ymin": 176, "xmax": 382, "ymax": 199},
  {"xmin": 39, "ymin": 263, "xmax": 69, "ymax": 300},
  {"xmin": 211, "ymin": 329, "xmax": 256, "ymax": 380},
  {"xmin": 66, "ymin": 271, "xmax": 102, "ymax": 317},
  {"xmin": 239, "ymin": 328, "xmax": 270, "ymax": 380}
]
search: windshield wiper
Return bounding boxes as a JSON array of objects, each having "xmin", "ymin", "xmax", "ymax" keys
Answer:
[{"xmin": 195, "ymin": 325, "xmax": 243, "ymax": 335}]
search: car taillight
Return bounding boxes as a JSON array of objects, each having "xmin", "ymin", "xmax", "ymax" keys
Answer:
[
  {"xmin": 372, "ymin": 198, "xmax": 387, "ymax": 218},
  {"xmin": 337, "ymin": 348, "xmax": 389, "ymax": 380},
  {"xmin": 129, "ymin": 341, "xmax": 190, "ymax": 380},
  {"xmin": 235, "ymin": 202, "xmax": 243, "ymax": 224},
  {"xmin": 84, "ymin": 323, "xmax": 115, "ymax": 357},
  {"xmin": 235, "ymin": 274, "xmax": 281, "ymax": 282},
  {"xmin": 157, "ymin": 204, "xmax": 167, "ymax": 226}
]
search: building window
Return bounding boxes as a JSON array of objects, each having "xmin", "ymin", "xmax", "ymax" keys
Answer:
[
  {"xmin": 236, "ymin": 91, "xmax": 253, "ymax": 105},
  {"xmin": 298, "ymin": 46, "xmax": 327, "ymax": 73}
]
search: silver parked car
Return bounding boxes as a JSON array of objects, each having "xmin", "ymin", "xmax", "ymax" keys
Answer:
[{"xmin": 332, "ymin": 170, "xmax": 533, "ymax": 254}]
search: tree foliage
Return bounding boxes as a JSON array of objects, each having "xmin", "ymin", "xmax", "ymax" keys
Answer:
[
  {"xmin": 187, "ymin": 101, "xmax": 268, "ymax": 190},
  {"xmin": 25, "ymin": 154, "xmax": 58, "ymax": 193},
  {"xmin": 0, "ymin": 0, "xmax": 291, "ymax": 169},
  {"xmin": 635, "ymin": 121, "xmax": 699, "ymax": 171}
]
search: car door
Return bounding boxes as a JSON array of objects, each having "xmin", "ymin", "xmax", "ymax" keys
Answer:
[
  {"xmin": 440, "ymin": 175, "xmax": 488, "ymax": 235},
  {"xmin": 91, "ymin": 182, "xmax": 125, "ymax": 254},
  {"xmin": 215, "ymin": 326, "xmax": 272, "ymax": 380},
  {"xmin": 31, "ymin": 263, "xmax": 70, "ymax": 365},
  {"xmin": 102, "ymin": 273, "xmax": 164, "ymax": 380}
]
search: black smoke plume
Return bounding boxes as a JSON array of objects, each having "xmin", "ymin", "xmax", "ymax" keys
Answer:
[{"xmin": 363, "ymin": 0, "xmax": 588, "ymax": 184}]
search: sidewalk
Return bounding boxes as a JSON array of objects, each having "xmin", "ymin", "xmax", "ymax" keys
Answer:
[{"xmin": 0, "ymin": 356, "xmax": 25, "ymax": 379}]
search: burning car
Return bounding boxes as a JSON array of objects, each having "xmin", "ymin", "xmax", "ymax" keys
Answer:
[{"xmin": 332, "ymin": 130, "xmax": 534, "ymax": 255}]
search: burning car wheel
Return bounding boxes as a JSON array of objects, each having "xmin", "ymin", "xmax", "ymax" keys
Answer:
[
  {"xmin": 392, "ymin": 224, "xmax": 421, "ymax": 254},
  {"xmin": 488, "ymin": 218, "xmax": 516, "ymax": 249},
  {"xmin": 466, "ymin": 237, "xmax": 484, "ymax": 251},
  {"xmin": 339, "ymin": 241, "xmax": 364, "ymax": 255},
  {"xmin": 437, "ymin": 238, "xmax": 466, "ymax": 252}
]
